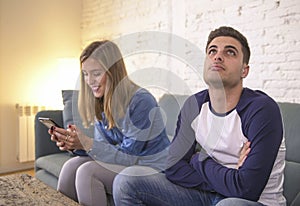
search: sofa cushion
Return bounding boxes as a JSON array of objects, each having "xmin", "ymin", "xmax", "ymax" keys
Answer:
[
  {"xmin": 278, "ymin": 102, "xmax": 300, "ymax": 163},
  {"xmin": 35, "ymin": 153, "xmax": 73, "ymax": 178},
  {"xmin": 290, "ymin": 192, "xmax": 300, "ymax": 206},
  {"xmin": 284, "ymin": 161, "xmax": 300, "ymax": 206},
  {"xmin": 278, "ymin": 102, "xmax": 300, "ymax": 206},
  {"xmin": 35, "ymin": 169, "xmax": 60, "ymax": 189}
]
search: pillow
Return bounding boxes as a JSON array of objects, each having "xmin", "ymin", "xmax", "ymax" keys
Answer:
[{"xmin": 62, "ymin": 90, "xmax": 79, "ymax": 129}]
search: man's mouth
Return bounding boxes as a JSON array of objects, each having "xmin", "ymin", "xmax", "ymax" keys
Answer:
[{"xmin": 210, "ymin": 64, "xmax": 224, "ymax": 71}]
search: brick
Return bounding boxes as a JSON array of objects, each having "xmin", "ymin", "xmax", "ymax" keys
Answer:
[{"xmin": 81, "ymin": 0, "xmax": 300, "ymax": 103}]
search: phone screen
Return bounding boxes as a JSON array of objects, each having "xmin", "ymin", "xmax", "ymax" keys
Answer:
[{"xmin": 38, "ymin": 117, "xmax": 60, "ymax": 129}]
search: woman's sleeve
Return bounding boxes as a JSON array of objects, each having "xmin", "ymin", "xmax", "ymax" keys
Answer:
[{"xmin": 89, "ymin": 92, "xmax": 168, "ymax": 166}]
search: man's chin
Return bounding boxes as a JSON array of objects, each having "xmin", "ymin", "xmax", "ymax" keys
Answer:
[{"xmin": 206, "ymin": 79, "xmax": 225, "ymax": 89}]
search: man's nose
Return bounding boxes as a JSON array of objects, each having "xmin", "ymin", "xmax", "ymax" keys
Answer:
[{"xmin": 214, "ymin": 52, "xmax": 224, "ymax": 62}]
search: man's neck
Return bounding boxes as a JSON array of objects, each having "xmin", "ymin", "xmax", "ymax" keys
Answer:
[{"xmin": 208, "ymin": 86, "xmax": 243, "ymax": 114}]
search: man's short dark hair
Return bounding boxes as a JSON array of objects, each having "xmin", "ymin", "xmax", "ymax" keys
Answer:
[{"xmin": 205, "ymin": 26, "xmax": 251, "ymax": 64}]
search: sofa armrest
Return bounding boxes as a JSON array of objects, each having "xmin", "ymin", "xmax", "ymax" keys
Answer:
[{"xmin": 34, "ymin": 110, "xmax": 64, "ymax": 160}]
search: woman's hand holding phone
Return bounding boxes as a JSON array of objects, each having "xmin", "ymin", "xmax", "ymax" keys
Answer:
[
  {"xmin": 49, "ymin": 125, "xmax": 77, "ymax": 151},
  {"xmin": 48, "ymin": 125, "xmax": 68, "ymax": 150},
  {"xmin": 39, "ymin": 117, "xmax": 66, "ymax": 147},
  {"xmin": 49, "ymin": 124, "xmax": 93, "ymax": 153}
]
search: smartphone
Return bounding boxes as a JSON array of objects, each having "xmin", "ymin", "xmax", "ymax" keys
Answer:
[{"xmin": 38, "ymin": 117, "xmax": 61, "ymax": 129}]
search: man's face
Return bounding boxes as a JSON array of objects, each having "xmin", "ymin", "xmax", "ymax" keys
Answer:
[{"xmin": 203, "ymin": 36, "xmax": 249, "ymax": 89}]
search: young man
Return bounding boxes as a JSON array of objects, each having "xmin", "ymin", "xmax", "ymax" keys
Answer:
[{"xmin": 113, "ymin": 26, "xmax": 286, "ymax": 206}]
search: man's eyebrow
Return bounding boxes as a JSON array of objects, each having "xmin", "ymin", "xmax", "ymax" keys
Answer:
[
  {"xmin": 207, "ymin": 45, "xmax": 239, "ymax": 53},
  {"xmin": 207, "ymin": 45, "xmax": 217, "ymax": 50},
  {"xmin": 225, "ymin": 45, "xmax": 239, "ymax": 53}
]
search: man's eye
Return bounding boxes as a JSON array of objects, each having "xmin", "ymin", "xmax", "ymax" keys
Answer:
[
  {"xmin": 208, "ymin": 49, "xmax": 217, "ymax": 55},
  {"xmin": 227, "ymin": 50, "xmax": 236, "ymax": 56}
]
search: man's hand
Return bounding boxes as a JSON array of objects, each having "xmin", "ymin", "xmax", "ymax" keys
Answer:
[{"xmin": 236, "ymin": 141, "xmax": 251, "ymax": 169}]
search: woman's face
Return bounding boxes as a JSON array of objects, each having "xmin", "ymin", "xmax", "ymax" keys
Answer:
[{"xmin": 81, "ymin": 57, "xmax": 107, "ymax": 98}]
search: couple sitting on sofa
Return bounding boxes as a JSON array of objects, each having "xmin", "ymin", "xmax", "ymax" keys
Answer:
[{"xmin": 48, "ymin": 26, "xmax": 286, "ymax": 206}]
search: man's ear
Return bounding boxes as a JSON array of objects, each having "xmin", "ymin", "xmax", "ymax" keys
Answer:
[{"xmin": 241, "ymin": 65, "xmax": 249, "ymax": 78}]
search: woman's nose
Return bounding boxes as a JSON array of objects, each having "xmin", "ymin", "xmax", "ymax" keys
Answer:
[{"xmin": 86, "ymin": 75, "xmax": 95, "ymax": 85}]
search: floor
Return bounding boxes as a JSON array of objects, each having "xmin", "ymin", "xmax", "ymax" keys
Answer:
[
  {"xmin": 0, "ymin": 168, "xmax": 35, "ymax": 177},
  {"xmin": 0, "ymin": 170, "xmax": 79, "ymax": 205}
]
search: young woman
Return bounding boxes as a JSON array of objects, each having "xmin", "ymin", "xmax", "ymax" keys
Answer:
[{"xmin": 49, "ymin": 40, "xmax": 170, "ymax": 206}]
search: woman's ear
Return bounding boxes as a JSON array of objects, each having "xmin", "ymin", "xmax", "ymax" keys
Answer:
[{"xmin": 241, "ymin": 65, "xmax": 249, "ymax": 78}]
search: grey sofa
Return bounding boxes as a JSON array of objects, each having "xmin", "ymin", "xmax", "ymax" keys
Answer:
[{"xmin": 34, "ymin": 93, "xmax": 300, "ymax": 206}]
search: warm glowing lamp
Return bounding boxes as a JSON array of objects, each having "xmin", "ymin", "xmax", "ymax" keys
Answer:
[
  {"xmin": 57, "ymin": 57, "xmax": 80, "ymax": 90},
  {"xmin": 41, "ymin": 57, "xmax": 80, "ymax": 110}
]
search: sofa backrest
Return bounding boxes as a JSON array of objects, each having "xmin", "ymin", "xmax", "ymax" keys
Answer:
[
  {"xmin": 278, "ymin": 102, "xmax": 300, "ymax": 206},
  {"xmin": 34, "ymin": 110, "xmax": 65, "ymax": 159},
  {"xmin": 158, "ymin": 94, "xmax": 188, "ymax": 139}
]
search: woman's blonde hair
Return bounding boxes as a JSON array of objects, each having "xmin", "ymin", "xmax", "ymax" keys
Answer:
[{"xmin": 78, "ymin": 40, "xmax": 139, "ymax": 129}]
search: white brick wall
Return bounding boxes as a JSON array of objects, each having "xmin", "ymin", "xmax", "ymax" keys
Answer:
[{"xmin": 81, "ymin": 0, "xmax": 300, "ymax": 103}]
